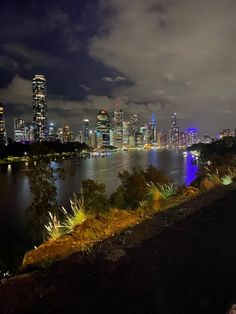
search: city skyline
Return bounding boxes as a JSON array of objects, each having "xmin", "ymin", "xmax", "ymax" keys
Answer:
[{"xmin": 1, "ymin": 0, "xmax": 236, "ymax": 137}]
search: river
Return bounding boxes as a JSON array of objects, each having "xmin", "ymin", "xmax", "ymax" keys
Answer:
[{"xmin": 0, "ymin": 149, "xmax": 198, "ymax": 272}]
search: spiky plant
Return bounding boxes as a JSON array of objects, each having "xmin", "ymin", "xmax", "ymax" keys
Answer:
[
  {"xmin": 62, "ymin": 193, "xmax": 87, "ymax": 233},
  {"xmin": 206, "ymin": 168, "xmax": 221, "ymax": 184},
  {"xmin": 221, "ymin": 175, "xmax": 233, "ymax": 185},
  {"xmin": 45, "ymin": 211, "xmax": 63, "ymax": 240},
  {"xmin": 159, "ymin": 183, "xmax": 175, "ymax": 199}
]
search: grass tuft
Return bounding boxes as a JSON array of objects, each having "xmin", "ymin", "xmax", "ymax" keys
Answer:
[
  {"xmin": 62, "ymin": 193, "xmax": 87, "ymax": 233},
  {"xmin": 45, "ymin": 211, "xmax": 63, "ymax": 240}
]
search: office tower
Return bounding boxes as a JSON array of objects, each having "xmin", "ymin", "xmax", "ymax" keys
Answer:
[
  {"xmin": 170, "ymin": 112, "xmax": 179, "ymax": 148},
  {"xmin": 62, "ymin": 124, "xmax": 71, "ymax": 143},
  {"xmin": 135, "ymin": 132, "xmax": 143, "ymax": 147},
  {"xmin": 96, "ymin": 109, "xmax": 110, "ymax": 148},
  {"xmin": 112, "ymin": 109, "xmax": 123, "ymax": 149},
  {"xmin": 129, "ymin": 114, "xmax": 138, "ymax": 136},
  {"xmin": 157, "ymin": 130, "xmax": 167, "ymax": 147},
  {"xmin": 32, "ymin": 74, "xmax": 48, "ymax": 142},
  {"xmin": 148, "ymin": 113, "xmax": 157, "ymax": 145},
  {"xmin": 14, "ymin": 118, "xmax": 25, "ymax": 142},
  {"xmin": 89, "ymin": 130, "xmax": 96, "ymax": 148},
  {"xmin": 0, "ymin": 104, "xmax": 7, "ymax": 144},
  {"xmin": 179, "ymin": 131, "xmax": 188, "ymax": 147},
  {"xmin": 140, "ymin": 125, "xmax": 149, "ymax": 145},
  {"xmin": 82, "ymin": 119, "xmax": 90, "ymax": 144},
  {"xmin": 186, "ymin": 128, "xmax": 198, "ymax": 146},
  {"xmin": 48, "ymin": 123, "xmax": 57, "ymax": 141},
  {"xmin": 25, "ymin": 122, "xmax": 35, "ymax": 142},
  {"xmin": 122, "ymin": 121, "xmax": 129, "ymax": 147},
  {"xmin": 109, "ymin": 129, "xmax": 114, "ymax": 147}
]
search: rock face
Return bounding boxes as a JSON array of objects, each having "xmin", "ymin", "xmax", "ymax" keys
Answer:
[{"xmin": 1, "ymin": 185, "xmax": 235, "ymax": 314}]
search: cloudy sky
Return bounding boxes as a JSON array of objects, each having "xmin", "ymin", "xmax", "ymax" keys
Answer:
[{"xmin": 0, "ymin": 0, "xmax": 236, "ymax": 137}]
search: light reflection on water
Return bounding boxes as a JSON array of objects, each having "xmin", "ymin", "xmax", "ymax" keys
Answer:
[{"xmin": 0, "ymin": 150, "xmax": 198, "ymax": 248}]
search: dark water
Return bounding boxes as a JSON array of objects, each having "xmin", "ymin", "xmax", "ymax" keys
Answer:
[{"xmin": 0, "ymin": 149, "xmax": 198, "ymax": 272}]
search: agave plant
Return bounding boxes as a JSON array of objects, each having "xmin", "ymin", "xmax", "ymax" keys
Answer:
[
  {"xmin": 221, "ymin": 175, "xmax": 233, "ymax": 185},
  {"xmin": 158, "ymin": 183, "xmax": 175, "ymax": 199},
  {"xmin": 62, "ymin": 193, "xmax": 87, "ymax": 233},
  {"xmin": 45, "ymin": 211, "xmax": 63, "ymax": 240}
]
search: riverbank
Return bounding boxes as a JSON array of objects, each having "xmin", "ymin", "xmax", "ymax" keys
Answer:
[{"xmin": 0, "ymin": 183, "xmax": 235, "ymax": 313}]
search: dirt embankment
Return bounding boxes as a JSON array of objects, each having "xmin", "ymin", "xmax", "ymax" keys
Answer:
[{"xmin": 0, "ymin": 184, "xmax": 236, "ymax": 314}]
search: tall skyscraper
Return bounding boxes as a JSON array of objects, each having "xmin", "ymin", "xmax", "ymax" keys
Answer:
[
  {"xmin": 96, "ymin": 109, "xmax": 110, "ymax": 148},
  {"xmin": 25, "ymin": 122, "xmax": 35, "ymax": 142},
  {"xmin": 32, "ymin": 74, "xmax": 48, "ymax": 142},
  {"xmin": 14, "ymin": 118, "xmax": 25, "ymax": 142},
  {"xmin": 148, "ymin": 113, "xmax": 157, "ymax": 145},
  {"xmin": 82, "ymin": 119, "xmax": 90, "ymax": 144},
  {"xmin": 48, "ymin": 123, "xmax": 57, "ymax": 141},
  {"xmin": 122, "ymin": 121, "xmax": 130, "ymax": 147},
  {"xmin": 129, "ymin": 114, "xmax": 138, "ymax": 136},
  {"xmin": 112, "ymin": 109, "xmax": 123, "ymax": 149},
  {"xmin": 170, "ymin": 112, "xmax": 179, "ymax": 148},
  {"xmin": 0, "ymin": 104, "xmax": 7, "ymax": 144}
]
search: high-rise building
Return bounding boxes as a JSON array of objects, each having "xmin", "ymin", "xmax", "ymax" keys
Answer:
[
  {"xmin": 0, "ymin": 104, "xmax": 7, "ymax": 144},
  {"xmin": 186, "ymin": 128, "xmax": 198, "ymax": 146},
  {"xmin": 170, "ymin": 113, "xmax": 179, "ymax": 148},
  {"xmin": 32, "ymin": 74, "xmax": 48, "ymax": 142},
  {"xmin": 148, "ymin": 113, "xmax": 157, "ymax": 145},
  {"xmin": 140, "ymin": 125, "xmax": 149, "ymax": 145},
  {"xmin": 25, "ymin": 122, "xmax": 35, "ymax": 142},
  {"xmin": 157, "ymin": 130, "xmax": 167, "ymax": 147},
  {"xmin": 122, "ymin": 121, "xmax": 130, "ymax": 147},
  {"xmin": 82, "ymin": 119, "xmax": 90, "ymax": 144},
  {"xmin": 14, "ymin": 118, "xmax": 25, "ymax": 142},
  {"xmin": 129, "ymin": 114, "xmax": 138, "ymax": 136},
  {"xmin": 89, "ymin": 130, "xmax": 96, "ymax": 148},
  {"xmin": 96, "ymin": 109, "xmax": 110, "ymax": 148},
  {"xmin": 48, "ymin": 123, "xmax": 57, "ymax": 141},
  {"xmin": 112, "ymin": 109, "xmax": 123, "ymax": 149},
  {"xmin": 62, "ymin": 124, "xmax": 71, "ymax": 143}
]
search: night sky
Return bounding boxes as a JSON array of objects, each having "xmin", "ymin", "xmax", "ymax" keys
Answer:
[{"xmin": 1, "ymin": 0, "xmax": 236, "ymax": 138}]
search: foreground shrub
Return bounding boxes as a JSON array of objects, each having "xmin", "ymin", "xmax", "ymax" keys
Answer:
[
  {"xmin": 77, "ymin": 179, "xmax": 110, "ymax": 216},
  {"xmin": 111, "ymin": 165, "xmax": 170, "ymax": 209}
]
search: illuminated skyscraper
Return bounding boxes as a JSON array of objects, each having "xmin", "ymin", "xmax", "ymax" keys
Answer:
[
  {"xmin": 96, "ymin": 109, "xmax": 110, "ymax": 148},
  {"xmin": 48, "ymin": 123, "xmax": 57, "ymax": 141},
  {"xmin": 82, "ymin": 119, "xmax": 90, "ymax": 144},
  {"xmin": 170, "ymin": 112, "xmax": 179, "ymax": 148},
  {"xmin": 148, "ymin": 113, "xmax": 157, "ymax": 145},
  {"xmin": 122, "ymin": 121, "xmax": 130, "ymax": 147},
  {"xmin": 32, "ymin": 74, "xmax": 48, "ymax": 142},
  {"xmin": 0, "ymin": 104, "xmax": 7, "ymax": 144},
  {"xmin": 112, "ymin": 109, "xmax": 123, "ymax": 148},
  {"xmin": 14, "ymin": 118, "xmax": 25, "ymax": 142},
  {"xmin": 129, "ymin": 114, "xmax": 138, "ymax": 136},
  {"xmin": 25, "ymin": 122, "xmax": 35, "ymax": 142}
]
